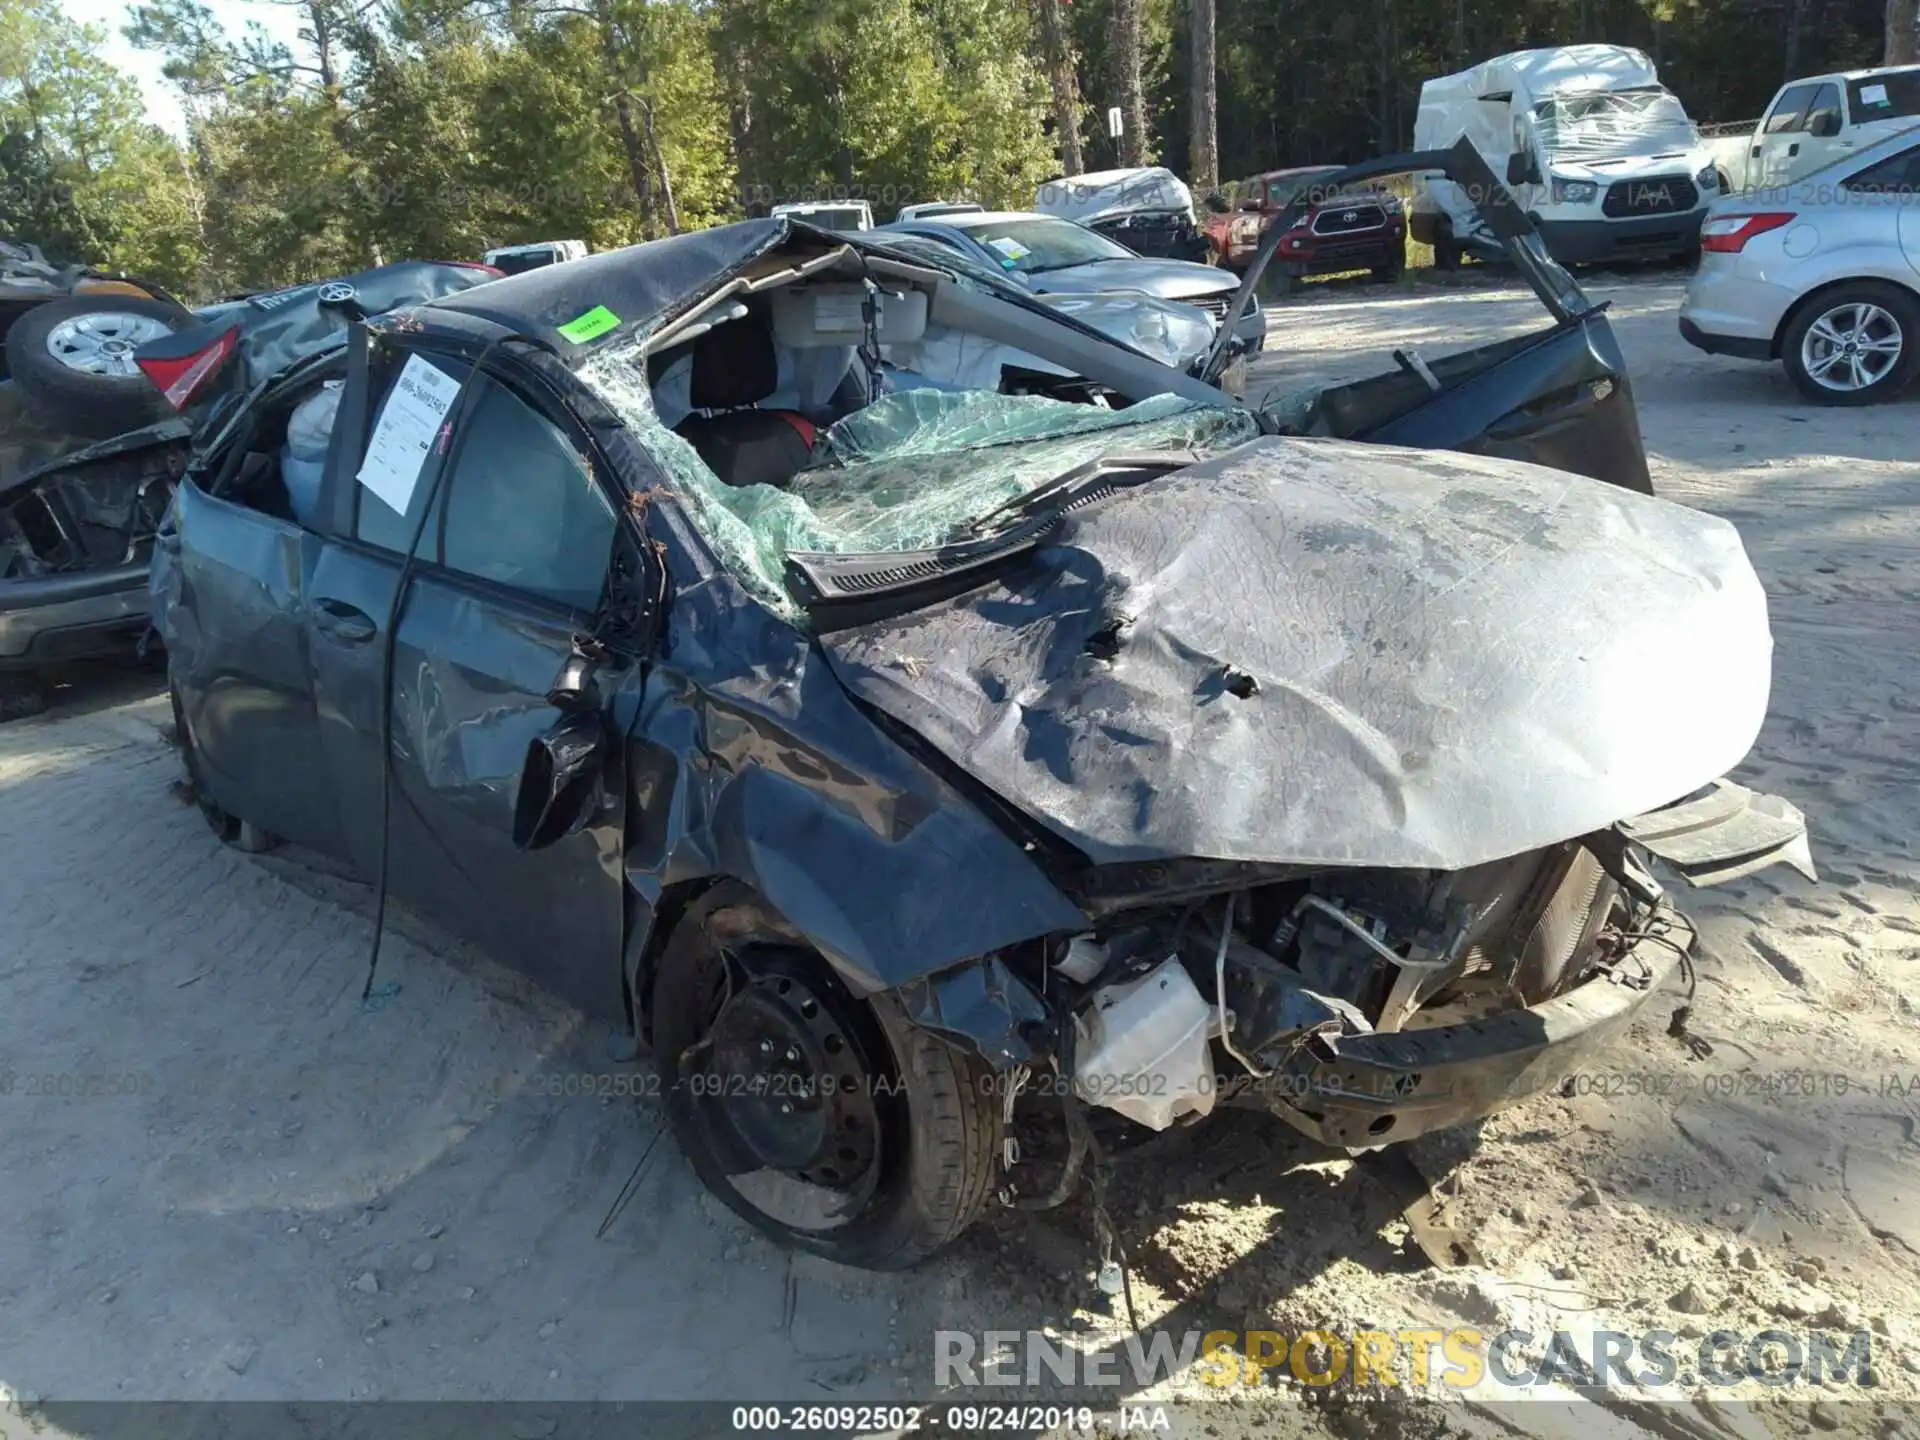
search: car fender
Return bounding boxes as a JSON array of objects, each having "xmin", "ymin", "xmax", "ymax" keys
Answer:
[{"xmin": 615, "ymin": 565, "xmax": 1087, "ymax": 1037}]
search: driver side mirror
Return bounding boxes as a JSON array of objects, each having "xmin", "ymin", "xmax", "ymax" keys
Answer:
[
  {"xmin": 511, "ymin": 709, "xmax": 608, "ymax": 851},
  {"xmin": 1807, "ymin": 111, "xmax": 1841, "ymax": 139},
  {"xmin": 1506, "ymin": 152, "xmax": 1541, "ymax": 187},
  {"xmin": 1204, "ymin": 191, "xmax": 1230, "ymax": 214}
]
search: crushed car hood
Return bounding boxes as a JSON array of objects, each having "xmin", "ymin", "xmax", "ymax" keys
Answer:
[{"xmin": 818, "ymin": 436, "xmax": 1774, "ymax": 870}]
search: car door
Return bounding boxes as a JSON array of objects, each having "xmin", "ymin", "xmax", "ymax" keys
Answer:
[
  {"xmin": 159, "ymin": 370, "xmax": 351, "ymax": 860},
  {"xmin": 1242, "ymin": 146, "xmax": 1654, "ymax": 494},
  {"xmin": 1754, "ymin": 82, "xmax": 1820, "ymax": 190},
  {"xmin": 304, "ymin": 341, "xmax": 641, "ymax": 1023},
  {"xmin": 1846, "ymin": 142, "xmax": 1920, "ymax": 270},
  {"xmin": 1790, "ymin": 83, "xmax": 1849, "ymax": 181}
]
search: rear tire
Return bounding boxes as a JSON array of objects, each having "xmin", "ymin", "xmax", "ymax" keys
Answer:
[
  {"xmin": 5, "ymin": 294, "xmax": 191, "ymax": 439},
  {"xmin": 1780, "ymin": 281, "xmax": 1919, "ymax": 406},
  {"xmin": 1432, "ymin": 219, "xmax": 1461, "ymax": 272},
  {"xmin": 652, "ymin": 883, "xmax": 1001, "ymax": 1270}
]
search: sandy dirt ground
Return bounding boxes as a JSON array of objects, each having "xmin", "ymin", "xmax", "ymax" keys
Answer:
[{"xmin": 0, "ymin": 274, "xmax": 1916, "ymax": 1438}]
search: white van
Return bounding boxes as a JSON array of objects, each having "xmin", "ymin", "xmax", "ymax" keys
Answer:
[
  {"xmin": 1706, "ymin": 66, "xmax": 1920, "ymax": 193},
  {"xmin": 1411, "ymin": 45, "xmax": 1718, "ymax": 266},
  {"xmin": 482, "ymin": 240, "xmax": 589, "ymax": 275}
]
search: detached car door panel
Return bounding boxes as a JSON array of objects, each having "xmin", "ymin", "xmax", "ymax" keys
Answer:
[
  {"xmin": 1345, "ymin": 314, "xmax": 1649, "ymax": 492},
  {"xmin": 1235, "ymin": 144, "xmax": 1652, "ymax": 495},
  {"xmin": 307, "ymin": 355, "xmax": 631, "ymax": 1024},
  {"xmin": 1265, "ymin": 311, "xmax": 1650, "ymax": 494}
]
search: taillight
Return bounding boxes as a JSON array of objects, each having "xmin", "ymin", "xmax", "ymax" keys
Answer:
[
  {"xmin": 136, "ymin": 325, "xmax": 239, "ymax": 411},
  {"xmin": 1699, "ymin": 212, "xmax": 1795, "ymax": 254}
]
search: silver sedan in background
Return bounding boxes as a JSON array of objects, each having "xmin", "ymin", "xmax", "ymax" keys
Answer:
[{"xmin": 1679, "ymin": 125, "xmax": 1920, "ymax": 404}]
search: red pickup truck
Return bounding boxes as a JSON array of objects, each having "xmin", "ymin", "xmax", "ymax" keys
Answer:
[{"xmin": 1203, "ymin": 166, "xmax": 1407, "ymax": 287}]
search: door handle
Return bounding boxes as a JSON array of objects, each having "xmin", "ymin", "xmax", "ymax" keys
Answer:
[
  {"xmin": 1485, "ymin": 381, "xmax": 1609, "ymax": 441},
  {"xmin": 1788, "ymin": 143, "xmax": 1800, "ymax": 156},
  {"xmin": 1750, "ymin": 145, "xmax": 1761, "ymax": 157},
  {"xmin": 312, "ymin": 596, "xmax": 378, "ymax": 645}
]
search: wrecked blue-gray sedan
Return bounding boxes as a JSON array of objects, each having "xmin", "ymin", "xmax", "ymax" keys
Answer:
[{"xmin": 152, "ymin": 148, "xmax": 1814, "ymax": 1269}]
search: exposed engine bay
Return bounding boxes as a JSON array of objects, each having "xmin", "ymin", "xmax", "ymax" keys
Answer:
[{"xmin": 944, "ymin": 779, "xmax": 1814, "ymax": 1179}]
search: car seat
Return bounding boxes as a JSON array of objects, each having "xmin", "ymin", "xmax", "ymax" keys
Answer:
[{"xmin": 674, "ymin": 310, "xmax": 817, "ymax": 488}]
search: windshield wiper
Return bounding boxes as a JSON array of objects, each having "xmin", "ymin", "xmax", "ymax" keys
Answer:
[
  {"xmin": 954, "ymin": 448, "xmax": 1201, "ymax": 540},
  {"xmin": 785, "ymin": 450, "xmax": 1202, "ymax": 631}
]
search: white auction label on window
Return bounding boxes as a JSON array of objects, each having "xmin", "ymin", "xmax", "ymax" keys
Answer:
[{"xmin": 356, "ymin": 355, "xmax": 463, "ymax": 516}]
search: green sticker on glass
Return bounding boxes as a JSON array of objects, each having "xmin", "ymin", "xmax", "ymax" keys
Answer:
[{"xmin": 557, "ymin": 304, "xmax": 621, "ymax": 343}]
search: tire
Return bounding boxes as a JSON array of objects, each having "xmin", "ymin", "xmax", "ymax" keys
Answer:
[
  {"xmin": 5, "ymin": 293, "xmax": 192, "ymax": 439},
  {"xmin": 0, "ymin": 674, "xmax": 49, "ymax": 723},
  {"xmin": 1432, "ymin": 219, "xmax": 1461, "ymax": 272},
  {"xmin": 1780, "ymin": 281, "xmax": 1920, "ymax": 406},
  {"xmin": 652, "ymin": 883, "xmax": 1001, "ymax": 1269},
  {"xmin": 1372, "ymin": 250, "xmax": 1406, "ymax": 283}
]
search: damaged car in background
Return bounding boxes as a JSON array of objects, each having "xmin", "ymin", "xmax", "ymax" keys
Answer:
[
  {"xmin": 0, "ymin": 260, "xmax": 500, "ymax": 719},
  {"xmin": 153, "ymin": 140, "xmax": 1813, "ymax": 1271}
]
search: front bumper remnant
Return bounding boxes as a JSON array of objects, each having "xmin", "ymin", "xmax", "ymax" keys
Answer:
[{"xmin": 1250, "ymin": 928, "xmax": 1686, "ymax": 1148}]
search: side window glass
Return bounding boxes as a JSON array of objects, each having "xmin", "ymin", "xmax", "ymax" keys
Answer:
[
  {"xmin": 437, "ymin": 379, "xmax": 617, "ymax": 612},
  {"xmin": 1842, "ymin": 144, "xmax": 1920, "ymax": 193},
  {"xmin": 1804, "ymin": 83, "xmax": 1843, "ymax": 134},
  {"xmin": 1765, "ymin": 85, "xmax": 1817, "ymax": 134}
]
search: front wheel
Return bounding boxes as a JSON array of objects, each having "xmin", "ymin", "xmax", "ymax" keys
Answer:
[
  {"xmin": 652, "ymin": 884, "xmax": 1001, "ymax": 1269},
  {"xmin": 1431, "ymin": 219, "xmax": 1461, "ymax": 272},
  {"xmin": 1781, "ymin": 282, "xmax": 1919, "ymax": 406}
]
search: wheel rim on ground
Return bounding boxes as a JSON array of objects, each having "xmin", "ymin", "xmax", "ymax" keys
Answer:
[
  {"xmin": 685, "ymin": 948, "xmax": 890, "ymax": 1233},
  {"xmin": 44, "ymin": 311, "xmax": 177, "ymax": 377},
  {"xmin": 1799, "ymin": 302, "xmax": 1903, "ymax": 393}
]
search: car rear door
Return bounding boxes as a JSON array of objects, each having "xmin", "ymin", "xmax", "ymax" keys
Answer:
[{"xmin": 303, "ymin": 338, "xmax": 644, "ymax": 1023}]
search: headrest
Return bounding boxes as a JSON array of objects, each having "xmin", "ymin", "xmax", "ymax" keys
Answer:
[{"xmin": 688, "ymin": 309, "xmax": 777, "ymax": 410}]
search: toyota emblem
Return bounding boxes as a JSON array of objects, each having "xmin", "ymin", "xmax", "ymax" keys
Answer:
[
  {"xmin": 1342, "ymin": 210, "xmax": 1358, "ymax": 222},
  {"xmin": 316, "ymin": 281, "xmax": 358, "ymax": 305}
]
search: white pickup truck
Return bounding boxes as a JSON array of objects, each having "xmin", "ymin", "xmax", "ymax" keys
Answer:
[{"xmin": 1704, "ymin": 65, "xmax": 1920, "ymax": 192}]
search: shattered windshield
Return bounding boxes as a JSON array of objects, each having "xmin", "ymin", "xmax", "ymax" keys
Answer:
[
  {"xmin": 1532, "ymin": 87, "xmax": 1699, "ymax": 162},
  {"xmin": 580, "ymin": 340, "xmax": 1257, "ymax": 623}
]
